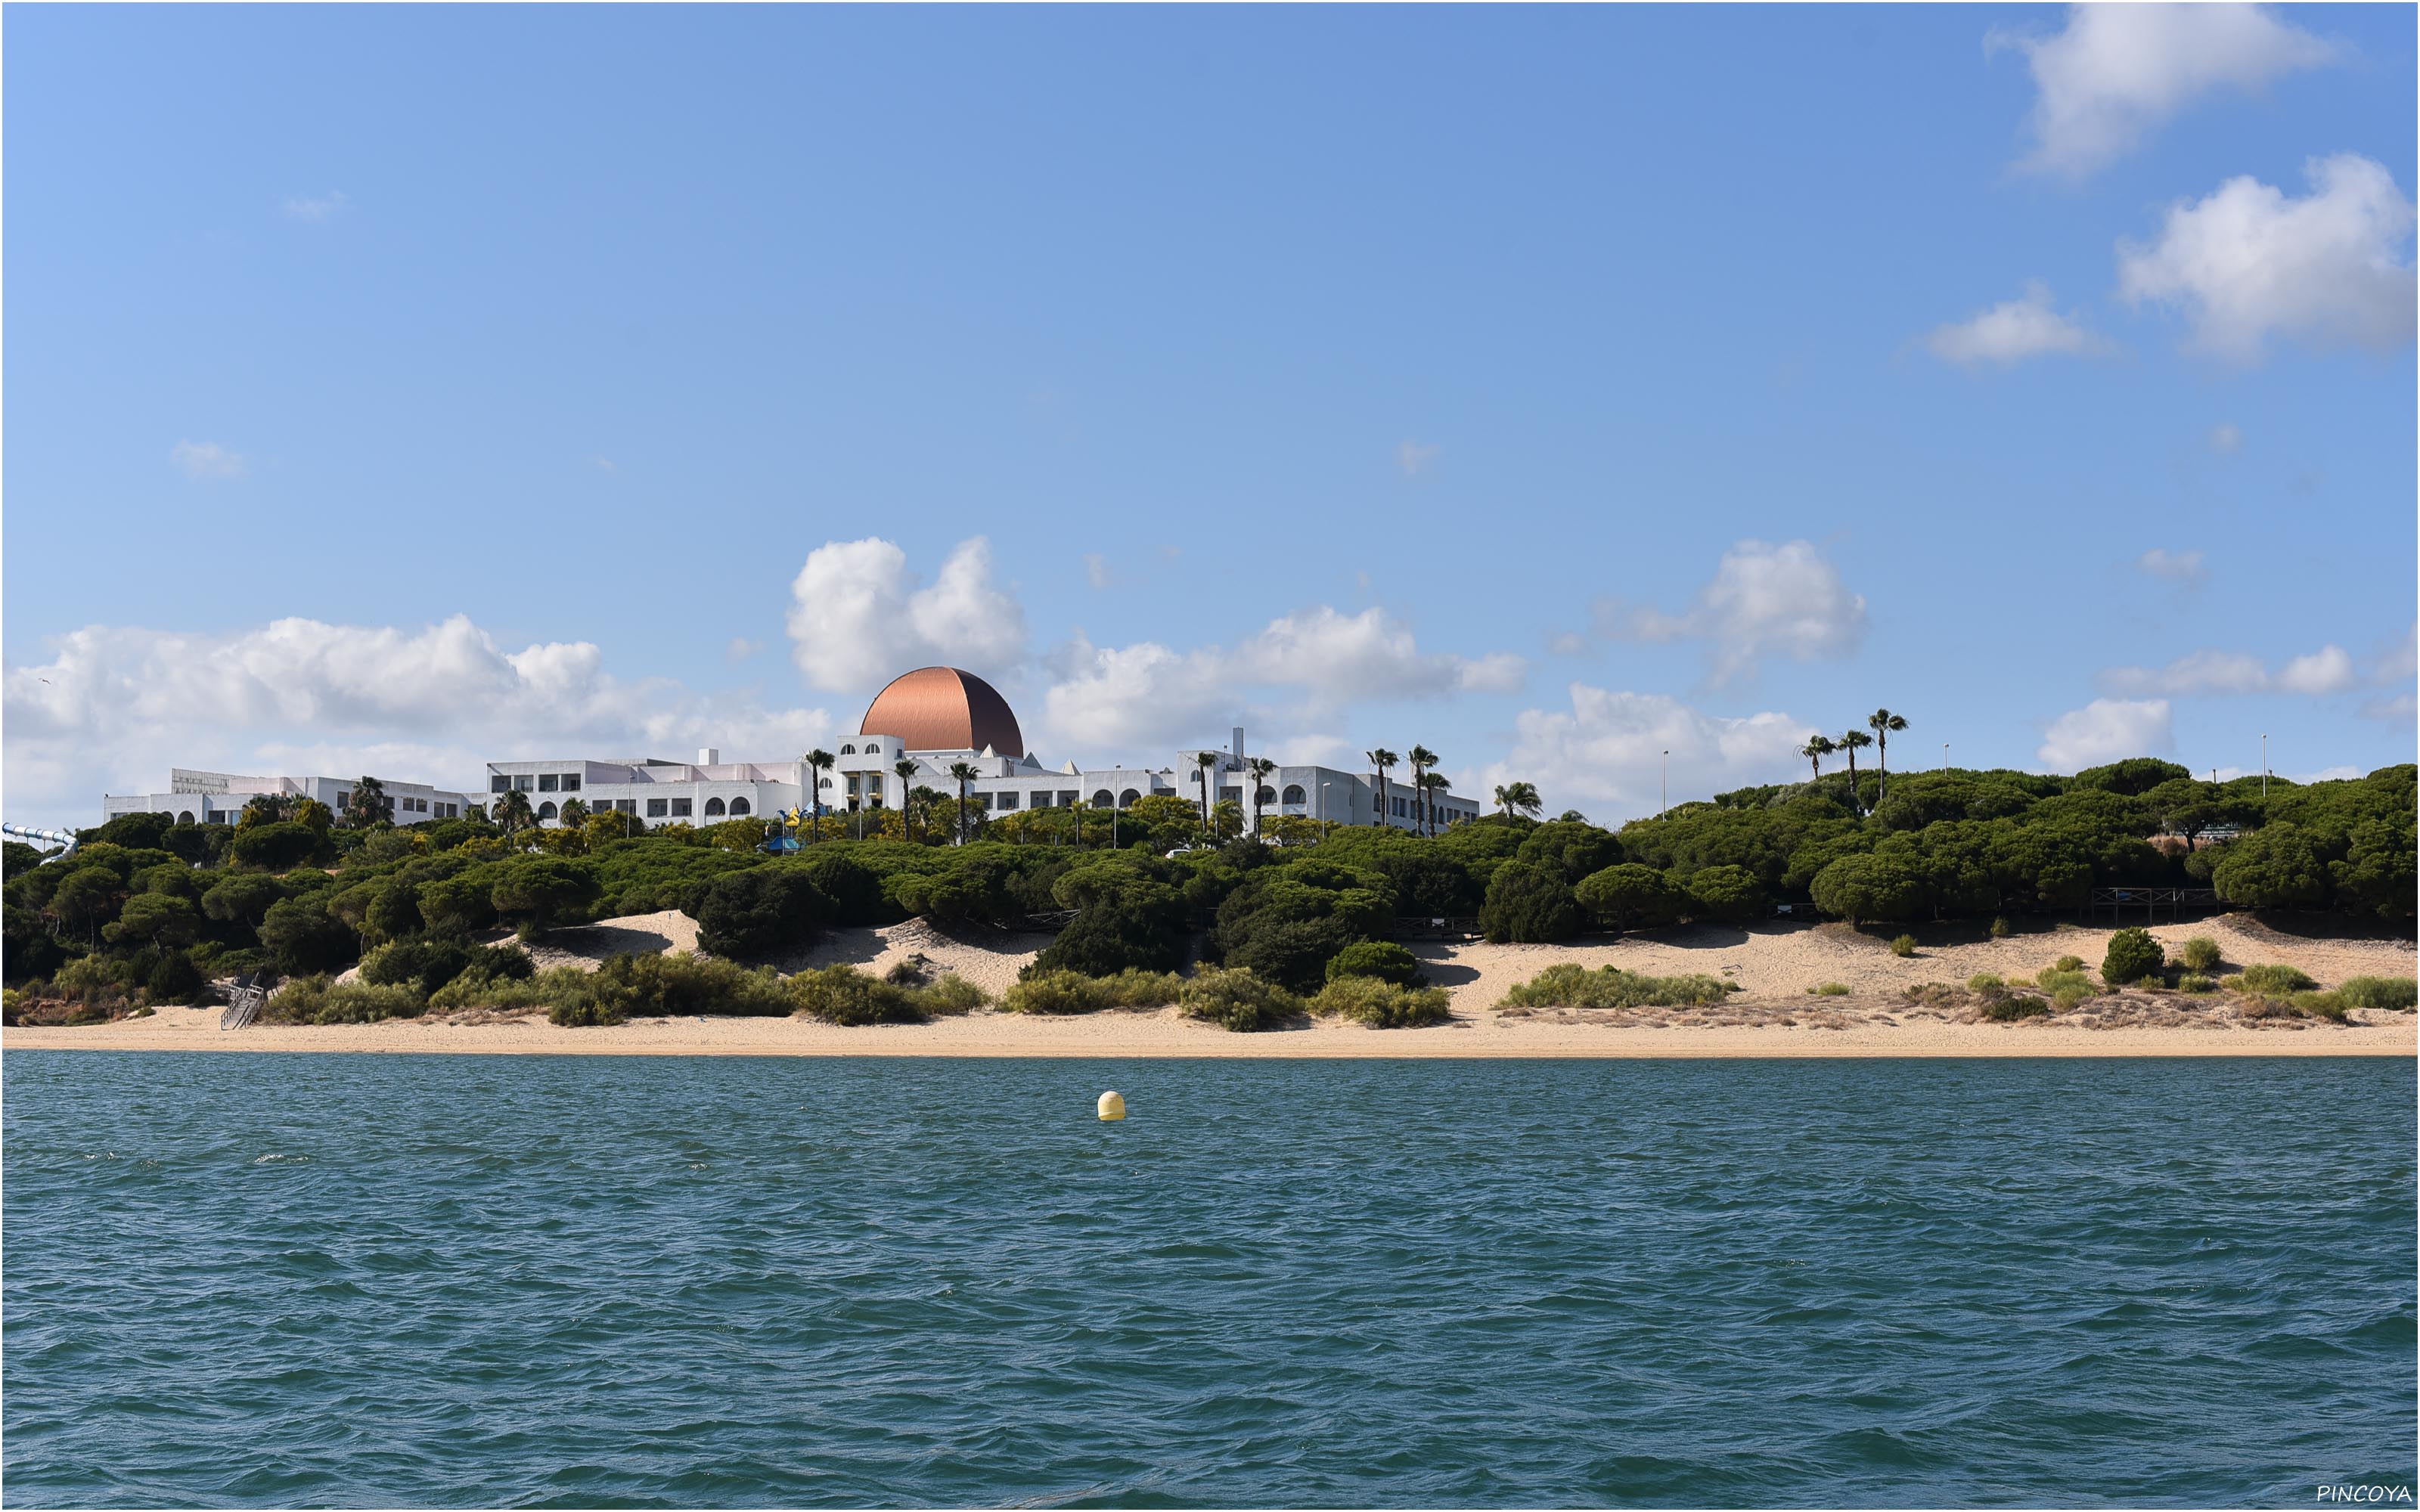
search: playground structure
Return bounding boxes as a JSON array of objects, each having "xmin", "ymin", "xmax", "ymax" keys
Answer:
[{"xmin": 2, "ymin": 823, "xmax": 80, "ymax": 859}]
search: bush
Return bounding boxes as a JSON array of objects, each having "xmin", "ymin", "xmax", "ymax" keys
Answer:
[
  {"xmin": 1177, "ymin": 967, "xmax": 1302, "ymax": 1032},
  {"xmin": 594, "ymin": 950, "xmax": 792, "ymax": 1019},
  {"xmin": 2235, "ymin": 962, "xmax": 2317, "ymax": 996},
  {"xmin": 2102, "ymin": 928, "xmax": 2164, "ymax": 986},
  {"xmin": 2288, "ymin": 990, "xmax": 2350, "ymax": 1022},
  {"xmin": 2053, "ymin": 955, "xmax": 2086, "ymax": 974},
  {"xmin": 1030, "ymin": 897, "xmax": 1188, "ymax": 977},
  {"xmin": 257, "ymin": 894, "xmax": 357, "ymax": 976},
  {"xmin": 1478, "ymin": 861, "xmax": 1585, "ymax": 944},
  {"xmin": 1324, "ymin": 940, "xmax": 1425, "ymax": 987},
  {"xmin": 787, "ymin": 964, "xmax": 925, "ymax": 1025},
  {"xmin": 2176, "ymin": 974, "xmax": 2217, "ymax": 993},
  {"xmin": 2336, "ymin": 976, "xmax": 2418, "ymax": 1012},
  {"xmin": 917, "ymin": 973, "xmax": 987, "ymax": 1015},
  {"xmin": 1965, "ymin": 972, "xmax": 2004, "ymax": 992},
  {"xmin": 429, "ymin": 965, "xmax": 597, "ymax": 1014},
  {"xmin": 144, "ymin": 950, "xmax": 206, "ymax": 1006},
  {"xmin": 1989, "ymin": 916, "xmax": 2011, "ymax": 940},
  {"xmin": 268, "ymin": 976, "xmax": 427, "ymax": 1025},
  {"xmin": 1889, "ymin": 934, "xmax": 1917, "ymax": 958},
  {"xmin": 1686, "ymin": 865, "xmax": 1768, "ymax": 925},
  {"xmin": 2177, "ymin": 936, "xmax": 2222, "ymax": 972},
  {"xmin": 1497, "ymin": 963, "xmax": 1739, "ymax": 1010},
  {"xmin": 2037, "ymin": 968, "xmax": 2096, "ymax": 999},
  {"xmin": 693, "ymin": 864, "xmax": 829, "ymax": 956},
  {"xmin": 1310, "ymin": 975, "xmax": 1452, "ymax": 1027},
  {"xmin": 1806, "ymin": 981, "xmax": 1850, "ymax": 996},
  {"xmin": 1573, "ymin": 864, "xmax": 1690, "ymax": 932},
  {"xmin": 1980, "ymin": 993, "xmax": 2050, "ymax": 1021},
  {"xmin": 1004, "ymin": 968, "xmax": 1181, "ymax": 1015}
]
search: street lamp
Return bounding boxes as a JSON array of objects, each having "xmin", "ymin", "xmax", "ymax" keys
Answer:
[
  {"xmin": 1942, "ymin": 742, "xmax": 1949, "ymax": 773},
  {"xmin": 2262, "ymin": 733, "xmax": 2269, "ymax": 799}
]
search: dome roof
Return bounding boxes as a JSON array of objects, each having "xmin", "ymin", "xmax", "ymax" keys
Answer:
[{"xmin": 860, "ymin": 667, "xmax": 1025, "ymax": 757}]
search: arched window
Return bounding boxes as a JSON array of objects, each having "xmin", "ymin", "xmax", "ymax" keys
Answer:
[
  {"xmin": 1091, "ymin": 789, "xmax": 1114, "ymax": 807},
  {"xmin": 538, "ymin": 801, "xmax": 557, "ymax": 820},
  {"xmin": 704, "ymin": 797, "xmax": 726, "ymax": 816},
  {"xmin": 1282, "ymin": 785, "xmax": 1306, "ymax": 805},
  {"xmin": 842, "ymin": 744, "xmax": 855, "ymax": 755},
  {"xmin": 177, "ymin": 810, "xmax": 196, "ymax": 825},
  {"xmin": 730, "ymin": 798, "xmax": 751, "ymax": 816},
  {"xmin": 1119, "ymin": 789, "xmax": 1142, "ymax": 807},
  {"xmin": 1256, "ymin": 786, "xmax": 1277, "ymax": 805}
]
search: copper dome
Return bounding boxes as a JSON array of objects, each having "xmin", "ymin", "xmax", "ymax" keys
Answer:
[{"xmin": 860, "ymin": 667, "xmax": 1025, "ymax": 757}]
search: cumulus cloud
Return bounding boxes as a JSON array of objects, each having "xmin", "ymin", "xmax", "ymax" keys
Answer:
[
  {"xmin": 1475, "ymin": 683, "xmax": 1816, "ymax": 823},
  {"xmin": 2118, "ymin": 154, "xmax": 2417, "ymax": 362},
  {"xmin": 171, "ymin": 440, "xmax": 246, "ymax": 480},
  {"xmin": 282, "ymin": 190, "xmax": 349, "ymax": 223},
  {"xmin": 1039, "ymin": 606, "xmax": 1528, "ymax": 757},
  {"xmin": 2037, "ymin": 699, "xmax": 2174, "ymax": 770},
  {"xmin": 3, "ymin": 615, "xmax": 837, "ymax": 829},
  {"xmin": 2135, "ymin": 547, "xmax": 2209, "ymax": 587},
  {"xmin": 1925, "ymin": 282, "xmax": 2112, "ymax": 366},
  {"xmin": 785, "ymin": 537, "xmax": 1028, "ymax": 692},
  {"xmin": 2098, "ymin": 644, "xmax": 2359, "ymax": 697},
  {"xmin": 1996, "ymin": 5, "xmax": 2335, "ymax": 177},
  {"xmin": 1594, "ymin": 540, "xmax": 1866, "ymax": 685}
]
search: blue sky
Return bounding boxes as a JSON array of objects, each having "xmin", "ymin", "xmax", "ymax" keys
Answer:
[{"xmin": 5, "ymin": 4, "xmax": 2414, "ymax": 829}]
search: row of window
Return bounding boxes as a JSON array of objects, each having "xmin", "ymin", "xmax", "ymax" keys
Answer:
[
  {"xmin": 491, "ymin": 773, "xmax": 585, "ymax": 794},
  {"xmin": 837, "ymin": 742, "xmax": 894, "ymax": 757},
  {"xmin": 1386, "ymin": 795, "xmax": 1470, "ymax": 824},
  {"xmin": 526, "ymin": 795, "xmax": 759, "ymax": 824}
]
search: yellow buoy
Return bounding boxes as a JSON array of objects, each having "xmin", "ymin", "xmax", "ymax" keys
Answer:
[{"xmin": 1097, "ymin": 1090, "xmax": 1127, "ymax": 1121}]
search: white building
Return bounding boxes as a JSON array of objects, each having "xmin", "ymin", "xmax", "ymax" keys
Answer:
[
  {"xmin": 490, "ymin": 666, "xmax": 1481, "ymax": 835},
  {"xmin": 102, "ymin": 768, "xmax": 476, "ymax": 828}
]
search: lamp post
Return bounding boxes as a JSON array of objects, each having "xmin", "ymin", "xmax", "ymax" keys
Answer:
[
  {"xmin": 2262, "ymin": 734, "xmax": 2269, "ymax": 799},
  {"xmin": 1942, "ymin": 742, "xmax": 1949, "ymax": 773}
]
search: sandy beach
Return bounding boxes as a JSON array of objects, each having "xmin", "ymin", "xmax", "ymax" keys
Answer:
[{"xmin": 11, "ymin": 911, "xmax": 2411, "ymax": 1058}]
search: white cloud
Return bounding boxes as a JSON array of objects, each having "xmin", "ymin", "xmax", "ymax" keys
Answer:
[
  {"xmin": 1475, "ymin": 683, "xmax": 1816, "ymax": 823},
  {"xmin": 2208, "ymin": 423, "xmax": 2242, "ymax": 454},
  {"xmin": 724, "ymin": 637, "xmax": 765, "ymax": 664},
  {"xmin": 171, "ymin": 440, "xmax": 246, "ymax": 480},
  {"xmin": 1595, "ymin": 539, "xmax": 1866, "ymax": 685},
  {"xmin": 282, "ymin": 190, "xmax": 348, "ymax": 223},
  {"xmin": 2, "ymin": 615, "xmax": 837, "ymax": 830},
  {"xmin": 2136, "ymin": 547, "xmax": 2209, "ymax": 587},
  {"xmin": 1398, "ymin": 440, "xmax": 1440, "ymax": 476},
  {"xmin": 2099, "ymin": 643, "xmax": 2358, "ymax": 697},
  {"xmin": 2037, "ymin": 699, "xmax": 2174, "ymax": 770},
  {"xmin": 1038, "ymin": 606, "xmax": 1528, "ymax": 758},
  {"xmin": 1996, "ymin": 5, "xmax": 2335, "ymax": 177},
  {"xmin": 2118, "ymin": 154, "xmax": 2417, "ymax": 362},
  {"xmin": 1082, "ymin": 553, "xmax": 1113, "ymax": 590},
  {"xmin": 1925, "ymin": 281, "xmax": 2111, "ymax": 366},
  {"xmin": 785, "ymin": 536, "xmax": 1028, "ymax": 692}
]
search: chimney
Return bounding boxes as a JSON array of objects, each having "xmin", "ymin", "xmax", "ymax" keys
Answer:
[
  {"xmin": 1231, "ymin": 727, "xmax": 1245, "ymax": 763},
  {"xmin": 698, "ymin": 747, "xmax": 719, "ymax": 767}
]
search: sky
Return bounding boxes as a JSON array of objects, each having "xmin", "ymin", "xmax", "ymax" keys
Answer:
[{"xmin": 4, "ymin": 3, "xmax": 2414, "ymax": 832}]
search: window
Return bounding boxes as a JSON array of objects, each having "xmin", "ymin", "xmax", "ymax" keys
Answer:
[
  {"xmin": 491, "ymin": 776, "xmax": 510, "ymax": 794},
  {"xmin": 337, "ymin": 792, "xmax": 351, "ymax": 812},
  {"xmin": 730, "ymin": 798, "xmax": 751, "ymax": 816},
  {"xmin": 513, "ymin": 775, "xmax": 534, "ymax": 792},
  {"xmin": 1392, "ymin": 796, "xmax": 1407, "ymax": 817},
  {"xmin": 1059, "ymin": 791, "xmax": 1078, "ymax": 808},
  {"xmin": 647, "ymin": 798, "xmax": 669, "ymax": 818},
  {"xmin": 1221, "ymin": 787, "xmax": 1242, "ymax": 805},
  {"xmin": 177, "ymin": 810, "xmax": 196, "ymax": 825},
  {"xmin": 210, "ymin": 811, "xmax": 231, "ymax": 825},
  {"xmin": 705, "ymin": 797, "xmax": 726, "ymax": 817},
  {"xmin": 561, "ymin": 774, "xmax": 581, "ymax": 792},
  {"xmin": 1283, "ymin": 785, "xmax": 1307, "ymax": 805},
  {"xmin": 1119, "ymin": 789, "xmax": 1141, "ymax": 807},
  {"xmin": 996, "ymin": 791, "xmax": 1020, "ymax": 810},
  {"xmin": 672, "ymin": 798, "xmax": 693, "ymax": 817},
  {"xmin": 538, "ymin": 773, "xmax": 559, "ymax": 792},
  {"xmin": 538, "ymin": 801, "xmax": 557, "ymax": 821},
  {"xmin": 1091, "ymin": 789, "xmax": 1114, "ymax": 807},
  {"xmin": 842, "ymin": 744, "xmax": 855, "ymax": 755}
]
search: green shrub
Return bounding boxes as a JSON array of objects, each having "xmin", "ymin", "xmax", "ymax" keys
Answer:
[
  {"xmin": 2053, "ymin": 955, "xmax": 2085, "ymax": 974},
  {"xmin": 2236, "ymin": 963, "xmax": 2317, "ymax": 996},
  {"xmin": 1003, "ymin": 969, "xmax": 1103, "ymax": 1016},
  {"xmin": 1324, "ymin": 940, "xmax": 1425, "ymax": 987},
  {"xmin": 1309, "ymin": 975, "xmax": 1452, "ymax": 1028},
  {"xmin": 915, "ymin": 973, "xmax": 987, "ymax": 1015},
  {"xmin": 1981, "ymin": 993, "xmax": 2050, "ymax": 1021},
  {"xmin": 1807, "ymin": 981, "xmax": 1851, "ymax": 996},
  {"xmin": 2176, "ymin": 974, "xmax": 2217, "ymax": 993},
  {"xmin": 1686, "ymin": 865, "xmax": 1767, "ymax": 925},
  {"xmin": 590, "ymin": 950, "xmax": 792, "ymax": 1019},
  {"xmin": 2177, "ymin": 936, "xmax": 2222, "ymax": 972},
  {"xmin": 1988, "ymin": 916, "xmax": 2011, "ymax": 940},
  {"xmin": 787, "ymin": 964, "xmax": 923, "ymax": 1025},
  {"xmin": 1478, "ymin": 861, "xmax": 1584, "ymax": 944},
  {"xmin": 429, "ymin": 965, "xmax": 597, "ymax": 1013},
  {"xmin": 2102, "ymin": 928, "xmax": 2164, "ymax": 986},
  {"xmin": 2037, "ymin": 968, "xmax": 2096, "ymax": 999},
  {"xmin": 144, "ymin": 950, "xmax": 206, "ymax": 1006},
  {"xmin": 1497, "ymin": 963, "xmax": 1739, "ymax": 1010},
  {"xmin": 2336, "ymin": 976, "xmax": 2418, "ymax": 1012},
  {"xmin": 551, "ymin": 996, "xmax": 625, "ymax": 1027},
  {"xmin": 1573, "ymin": 864, "xmax": 1689, "ymax": 932},
  {"xmin": 2289, "ymin": 990, "xmax": 2350, "ymax": 1021},
  {"xmin": 1965, "ymin": 972, "xmax": 2005, "ymax": 993},
  {"xmin": 1177, "ymin": 967, "xmax": 1302, "ymax": 1032},
  {"xmin": 693, "ymin": 864, "xmax": 828, "ymax": 956},
  {"xmin": 268, "ymin": 976, "xmax": 427, "ymax": 1025},
  {"xmin": 1889, "ymin": 934, "xmax": 1917, "ymax": 958}
]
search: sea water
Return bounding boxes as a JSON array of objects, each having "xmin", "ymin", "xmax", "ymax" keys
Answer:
[{"xmin": 5, "ymin": 1052, "xmax": 2412, "ymax": 1507}]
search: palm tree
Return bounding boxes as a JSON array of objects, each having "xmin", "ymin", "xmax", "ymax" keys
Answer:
[
  {"xmin": 804, "ymin": 749, "xmax": 836, "ymax": 841},
  {"xmin": 910, "ymin": 784, "xmax": 945, "ymax": 845},
  {"xmin": 1194, "ymin": 751, "xmax": 1221, "ymax": 833},
  {"xmin": 1494, "ymin": 780, "xmax": 1542, "ymax": 823},
  {"xmin": 945, "ymin": 761, "xmax": 979, "ymax": 845},
  {"xmin": 348, "ymin": 775, "xmax": 391, "ymax": 829},
  {"xmin": 1367, "ymin": 748, "xmax": 1398, "ymax": 828},
  {"xmin": 892, "ymin": 759, "xmax": 918, "ymax": 835},
  {"xmin": 558, "ymin": 797, "xmax": 589, "ymax": 829},
  {"xmin": 1866, "ymin": 709, "xmax": 1908, "ymax": 806},
  {"xmin": 1407, "ymin": 745, "xmax": 1438, "ymax": 834},
  {"xmin": 1799, "ymin": 734, "xmax": 1836, "ymax": 781},
  {"xmin": 493, "ymin": 788, "xmax": 535, "ymax": 835},
  {"xmin": 1838, "ymin": 729, "xmax": 1873, "ymax": 810},
  {"xmin": 1417, "ymin": 771, "xmax": 1450, "ymax": 835},
  {"xmin": 1246, "ymin": 756, "xmax": 1277, "ymax": 838}
]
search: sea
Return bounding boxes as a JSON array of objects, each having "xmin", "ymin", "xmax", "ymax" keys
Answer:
[{"xmin": 4, "ymin": 1051, "xmax": 2413, "ymax": 1508}]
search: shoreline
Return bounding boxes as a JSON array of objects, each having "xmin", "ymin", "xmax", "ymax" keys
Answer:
[{"xmin": 9, "ymin": 1004, "xmax": 2413, "ymax": 1058}]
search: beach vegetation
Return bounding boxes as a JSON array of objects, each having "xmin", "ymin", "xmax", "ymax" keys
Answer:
[
  {"xmin": 1003, "ymin": 968, "xmax": 1182, "ymax": 1015},
  {"xmin": 267, "ymin": 975, "xmax": 427, "ymax": 1024},
  {"xmin": 2234, "ymin": 962, "xmax": 2318, "ymax": 996},
  {"xmin": 1807, "ymin": 981, "xmax": 1850, "ymax": 996},
  {"xmin": 1177, "ymin": 967, "xmax": 1302, "ymax": 1032},
  {"xmin": 2176, "ymin": 974, "xmax": 2217, "ymax": 993},
  {"xmin": 1889, "ymin": 933, "xmax": 1917, "ymax": 957},
  {"xmin": 2176, "ymin": 936, "xmax": 2222, "ymax": 972},
  {"xmin": 1478, "ymin": 860, "xmax": 1584, "ymax": 943},
  {"xmin": 1310, "ymin": 974, "xmax": 1452, "ymax": 1027},
  {"xmin": 2100, "ymin": 928, "xmax": 2165, "ymax": 986},
  {"xmin": 1573, "ymin": 864, "xmax": 1689, "ymax": 932},
  {"xmin": 1323, "ymin": 940, "xmax": 1425, "ymax": 987},
  {"xmin": 2335, "ymin": 976, "xmax": 2418, "ymax": 1012},
  {"xmin": 1497, "ymin": 962, "xmax": 1739, "ymax": 1010}
]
